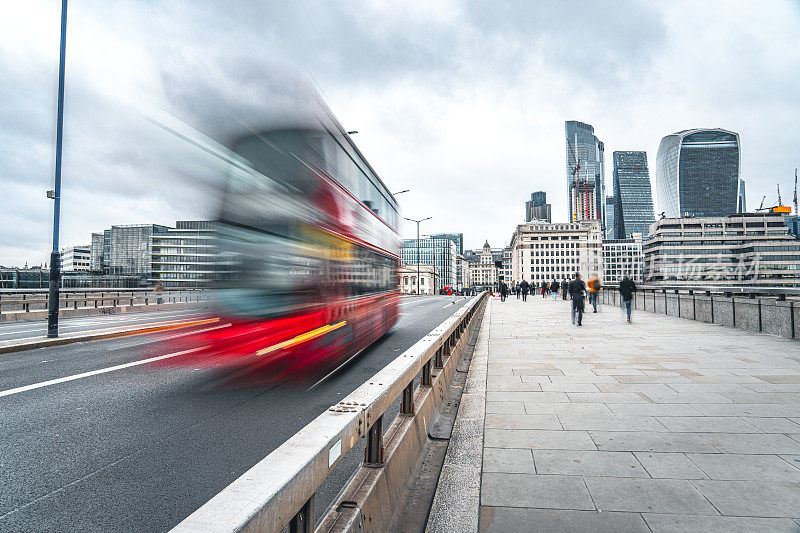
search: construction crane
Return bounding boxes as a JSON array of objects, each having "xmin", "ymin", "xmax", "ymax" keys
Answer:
[
  {"xmin": 758, "ymin": 195, "xmax": 766, "ymax": 210},
  {"xmin": 794, "ymin": 168, "xmax": 798, "ymax": 215},
  {"xmin": 566, "ymin": 139, "xmax": 582, "ymax": 221},
  {"xmin": 778, "ymin": 183, "xmax": 783, "ymax": 206}
]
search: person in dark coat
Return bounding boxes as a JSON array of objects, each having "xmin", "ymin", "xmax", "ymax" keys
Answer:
[
  {"xmin": 520, "ymin": 279, "xmax": 529, "ymax": 302},
  {"xmin": 568, "ymin": 273, "xmax": 586, "ymax": 326},
  {"xmin": 561, "ymin": 279, "xmax": 569, "ymax": 300},
  {"xmin": 541, "ymin": 281, "xmax": 547, "ymax": 298},
  {"xmin": 618, "ymin": 275, "xmax": 637, "ymax": 323},
  {"xmin": 515, "ymin": 283, "xmax": 521, "ymax": 299},
  {"xmin": 550, "ymin": 280, "xmax": 559, "ymax": 300},
  {"xmin": 500, "ymin": 281, "xmax": 508, "ymax": 302}
]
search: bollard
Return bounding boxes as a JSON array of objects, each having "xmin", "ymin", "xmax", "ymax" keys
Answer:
[{"xmin": 364, "ymin": 415, "xmax": 384, "ymax": 466}]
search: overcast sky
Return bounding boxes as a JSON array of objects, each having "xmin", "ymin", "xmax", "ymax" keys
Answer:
[{"xmin": 2, "ymin": 0, "xmax": 799, "ymax": 266}]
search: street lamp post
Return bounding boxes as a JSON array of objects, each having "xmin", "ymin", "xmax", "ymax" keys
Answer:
[
  {"xmin": 47, "ymin": 0, "xmax": 69, "ymax": 338},
  {"xmin": 404, "ymin": 216, "xmax": 431, "ymax": 295}
]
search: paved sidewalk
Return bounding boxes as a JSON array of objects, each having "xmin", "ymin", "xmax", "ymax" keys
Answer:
[{"xmin": 477, "ymin": 295, "xmax": 800, "ymax": 532}]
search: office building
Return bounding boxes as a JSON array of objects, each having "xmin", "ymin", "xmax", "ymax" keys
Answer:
[
  {"xmin": 602, "ymin": 233, "xmax": 644, "ymax": 283},
  {"xmin": 429, "ymin": 233, "xmax": 464, "ymax": 255},
  {"xmin": 401, "ymin": 236, "xmax": 458, "ymax": 289},
  {"xmin": 655, "ymin": 128, "xmax": 741, "ymax": 218},
  {"xmin": 90, "ymin": 233, "xmax": 104, "ymax": 272},
  {"xmin": 510, "ymin": 220, "xmax": 603, "ymax": 286},
  {"xmin": 60, "ymin": 245, "xmax": 91, "ymax": 272},
  {"xmin": 399, "ymin": 264, "xmax": 438, "ymax": 295},
  {"xmin": 612, "ymin": 151, "xmax": 655, "ymax": 238},
  {"xmin": 108, "ymin": 224, "xmax": 171, "ymax": 279},
  {"xmin": 150, "ymin": 221, "xmax": 218, "ymax": 288},
  {"xmin": 502, "ymin": 246, "xmax": 512, "ymax": 285},
  {"xmin": 605, "ymin": 197, "xmax": 618, "ymax": 240},
  {"xmin": 644, "ymin": 213, "xmax": 800, "ymax": 287},
  {"xmin": 525, "ymin": 191, "xmax": 552, "ymax": 223},
  {"xmin": 738, "ymin": 178, "xmax": 747, "ymax": 212},
  {"xmin": 565, "ymin": 121, "xmax": 606, "ymax": 230},
  {"xmin": 785, "ymin": 214, "xmax": 800, "ymax": 239}
]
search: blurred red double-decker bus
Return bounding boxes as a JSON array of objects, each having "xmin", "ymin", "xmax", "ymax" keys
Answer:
[{"xmin": 164, "ymin": 100, "xmax": 400, "ymax": 385}]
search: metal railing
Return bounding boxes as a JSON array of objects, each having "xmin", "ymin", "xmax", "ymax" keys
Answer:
[
  {"xmin": 601, "ymin": 284, "xmax": 799, "ymax": 339},
  {"xmin": 0, "ymin": 288, "xmax": 210, "ymax": 314},
  {"xmin": 171, "ymin": 292, "xmax": 488, "ymax": 533}
]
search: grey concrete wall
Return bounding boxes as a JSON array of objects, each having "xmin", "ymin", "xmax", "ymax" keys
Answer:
[
  {"xmin": 695, "ymin": 296, "xmax": 714, "ymax": 323},
  {"xmin": 713, "ymin": 298, "xmax": 735, "ymax": 328},
  {"xmin": 761, "ymin": 301, "xmax": 793, "ymax": 338},
  {"xmin": 733, "ymin": 298, "xmax": 761, "ymax": 332},
  {"xmin": 602, "ymin": 289, "xmax": 797, "ymax": 341},
  {"xmin": 665, "ymin": 294, "xmax": 680, "ymax": 317},
  {"xmin": 654, "ymin": 292, "xmax": 667, "ymax": 314},
  {"xmin": 679, "ymin": 295, "xmax": 696, "ymax": 320}
]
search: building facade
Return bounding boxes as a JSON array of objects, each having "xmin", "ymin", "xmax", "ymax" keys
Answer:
[
  {"xmin": 150, "ymin": 221, "xmax": 218, "ymax": 288},
  {"xmin": 565, "ymin": 121, "xmax": 606, "ymax": 230},
  {"xmin": 738, "ymin": 178, "xmax": 747, "ymax": 212},
  {"xmin": 60, "ymin": 246, "xmax": 91, "ymax": 272},
  {"xmin": 510, "ymin": 220, "xmax": 603, "ymax": 287},
  {"xmin": 525, "ymin": 191, "xmax": 552, "ymax": 223},
  {"xmin": 644, "ymin": 213, "xmax": 800, "ymax": 287},
  {"xmin": 655, "ymin": 128, "xmax": 741, "ymax": 218},
  {"xmin": 401, "ymin": 236, "xmax": 458, "ymax": 289},
  {"xmin": 606, "ymin": 196, "xmax": 617, "ymax": 240},
  {"xmin": 602, "ymin": 233, "xmax": 644, "ymax": 284},
  {"xmin": 612, "ymin": 151, "xmax": 655, "ymax": 239},
  {"xmin": 429, "ymin": 233, "xmax": 464, "ymax": 255},
  {"xmin": 468, "ymin": 241, "xmax": 499, "ymax": 292},
  {"xmin": 399, "ymin": 264, "xmax": 438, "ymax": 295}
]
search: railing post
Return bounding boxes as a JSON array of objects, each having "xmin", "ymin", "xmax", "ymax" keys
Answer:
[
  {"xmin": 422, "ymin": 359, "xmax": 432, "ymax": 386},
  {"xmin": 676, "ymin": 290, "xmax": 680, "ymax": 317},
  {"xmin": 758, "ymin": 299, "xmax": 762, "ymax": 332},
  {"xmin": 401, "ymin": 380, "xmax": 415, "ymax": 415},
  {"xmin": 434, "ymin": 346, "xmax": 443, "ymax": 369},
  {"xmin": 288, "ymin": 495, "xmax": 315, "ymax": 533},
  {"xmin": 364, "ymin": 415, "xmax": 384, "ymax": 467}
]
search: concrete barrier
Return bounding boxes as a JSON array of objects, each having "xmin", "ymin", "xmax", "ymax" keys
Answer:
[
  {"xmin": 602, "ymin": 287, "xmax": 797, "ymax": 341},
  {"xmin": 171, "ymin": 292, "xmax": 489, "ymax": 533}
]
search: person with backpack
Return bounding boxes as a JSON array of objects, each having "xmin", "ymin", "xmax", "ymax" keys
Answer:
[
  {"xmin": 561, "ymin": 278, "xmax": 569, "ymax": 300},
  {"xmin": 550, "ymin": 280, "xmax": 559, "ymax": 300},
  {"xmin": 587, "ymin": 274, "xmax": 602, "ymax": 313}
]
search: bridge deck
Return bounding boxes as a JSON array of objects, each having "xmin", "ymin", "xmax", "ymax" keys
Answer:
[{"xmin": 432, "ymin": 293, "xmax": 800, "ymax": 532}]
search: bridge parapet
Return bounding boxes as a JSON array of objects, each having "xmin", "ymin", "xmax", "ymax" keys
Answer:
[{"xmin": 602, "ymin": 285, "xmax": 799, "ymax": 340}]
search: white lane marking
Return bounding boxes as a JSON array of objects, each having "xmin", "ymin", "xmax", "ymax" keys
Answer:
[{"xmin": 0, "ymin": 346, "xmax": 206, "ymax": 399}]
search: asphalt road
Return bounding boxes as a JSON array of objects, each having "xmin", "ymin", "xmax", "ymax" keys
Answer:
[
  {"xmin": 0, "ymin": 295, "xmax": 470, "ymax": 532},
  {"xmin": 0, "ymin": 308, "xmax": 209, "ymax": 346}
]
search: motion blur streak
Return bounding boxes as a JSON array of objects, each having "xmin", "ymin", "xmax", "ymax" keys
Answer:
[{"xmin": 157, "ymin": 74, "xmax": 401, "ymax": 386}]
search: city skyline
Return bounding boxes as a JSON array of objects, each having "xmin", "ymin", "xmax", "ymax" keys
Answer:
[{"xmin": 2, "ymin": 1, "xmax": 800, "ymax": 266}]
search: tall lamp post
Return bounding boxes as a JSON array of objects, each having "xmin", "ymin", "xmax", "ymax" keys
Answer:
[
  {"xmin": 404, "ymin": 216, "xmax": 431, "ymax": 295},
  {"xmin": 47, "ymin": 0, "xmax": 69, "ymax": 338}
]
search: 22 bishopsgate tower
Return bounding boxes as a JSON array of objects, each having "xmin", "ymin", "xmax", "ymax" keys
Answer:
[
  {"xmin": 655, "ymin": 128, "xmax": 741, "ymax": 218},
  {"xmin": 612, "ymin": 151, "xmax": 655, "ymax": 239},
  {"xmin": 565, "ymin": 121, "xmax": 606, "ymax": 232}
]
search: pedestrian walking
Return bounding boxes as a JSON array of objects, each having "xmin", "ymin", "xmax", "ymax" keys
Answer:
[
  {"xmin": 515, "ymin": 283, "xmax": 521, "ymax": 299},
  {"xmin": 520, "ymin": 279, "xmax": 529, "ymax": 302},
  {"xmin": 619, "ymin": 275, "xmax": 637, "ymax": 323},
  {"xmin": 569, "ymin": 272, "xmax": 586, "ymax": 326},
  {"xmin": 587, "ymin": 274, "xmax": 602, "ymax": 313},
  {"xmin": 550, "ymin": 280, "xmax": 559, "ymax": 300},
  {"xmin": 541, "ymin": 281, "xmax": 547, "ymax": 298},
  {"xmin": 561, "ymin": 278, "xmax": 569, "ymax": 300},
  {"xmin": 500, "ymin": 281, "xmax": 508, "ymax": 302}
]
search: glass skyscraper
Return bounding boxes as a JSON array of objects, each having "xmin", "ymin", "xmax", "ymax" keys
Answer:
[
  {"xmin": 738, "ymin": 178, "xmax": 746, "ymax": 212},
  {"xmin": 655, "ymin": 128, "xmax": 741, "ymax": 218},
  {"xmin": 605, "ymin": 196, "xmax": 617, "ymax": 240},
  {"xmin": 565, "ymin": 121, "xmax": 605, "ymax": 231},
  {"xmin": 612, "ymin": 151, "xmax": 655, "ymax": 239}
]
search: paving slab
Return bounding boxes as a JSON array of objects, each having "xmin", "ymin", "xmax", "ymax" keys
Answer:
[
  {"xmin": 481, "ymin": 507, "xmax": 650, "ymax": 533},
  {"xmin": 633, "ymin": 452, "xmax": 708, "ymax": 479},
  {"xmin": 642, "ymin": 513, "xmax": 800, "ymax": 532},
  {"xmin": 481, "ymin": 473, "xmax": 595, "ymax": 510},
  {"xmin": 686, "ymin": 452, "xmax": 800, "ymax": 481},
  {"xmin": 532, "ymin": 450, "xmax": 649, "ymax": 478},
  {"xmin": 583, "ymin": 477, "xmax": 718, "ymax": 515},
  {"xmin": 691, "ymin": 480, "xmax": 800, "ymax": 517}
]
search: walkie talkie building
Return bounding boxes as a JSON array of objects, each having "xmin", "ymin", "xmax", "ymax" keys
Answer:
[{"xmin": 655, "ymin": 128, "xmax": 741, "ymax": 218}]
